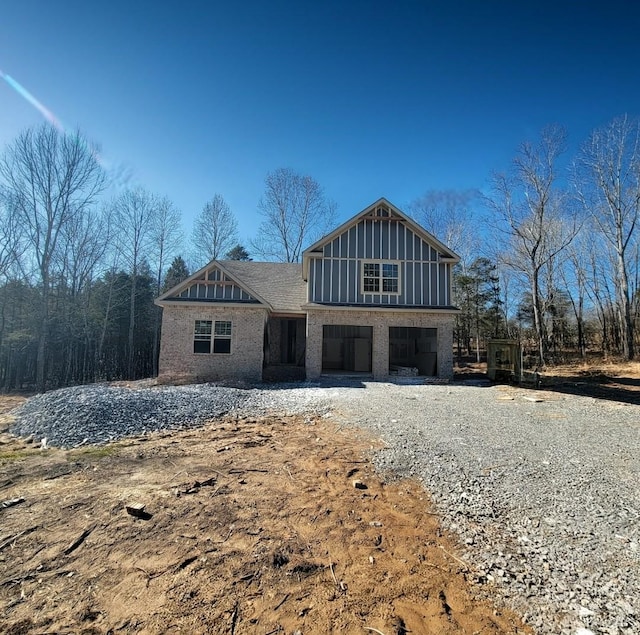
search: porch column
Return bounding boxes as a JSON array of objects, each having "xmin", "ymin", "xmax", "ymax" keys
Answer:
[
  {"xmin": 372, "ymin": 321, "xmax": 389, "ymax": 380},
  {"xmin": 305, "ymin": 312, "xmax": 322, "ymax": 380}
]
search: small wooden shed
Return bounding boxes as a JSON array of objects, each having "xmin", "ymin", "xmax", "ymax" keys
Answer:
[{"xmin": 487, "ymin": 339, "xmax": 521, "ymax": 382}]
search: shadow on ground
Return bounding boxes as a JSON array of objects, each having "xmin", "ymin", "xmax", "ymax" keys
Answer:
[
  {"xmin": 538, "ymin": 372, "xmax": 640, "ymax": 405},
  {"xmin": 455, "ymin": 358, "xmax": 640, "ymax": 405}
]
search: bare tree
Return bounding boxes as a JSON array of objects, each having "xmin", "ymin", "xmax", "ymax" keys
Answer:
[
  {"xmin": 252, "ymin": 168, "xmax": 336, "ymax": 262},
  {"xmin": 0, "ymin": 188, "xmax": 24, "ymax": 282},
  {"xmin": 575, "ymin": 115, "xmax": 640, "ymax": 359},
  {"xmin": 0, "ymin": 124, "xmax": 105, "ymax": 391},
  {"xmin": 56, "ymin": 207, "xmax": 111, "ymax": 382},
  {"xmin": 408, "ymin": 189, "xmax": 480, "ymax": 268},
  {"xmin": 487, "ymin": 126, "xmax": 578, "ymax": 366},
  {"xmin": 583, "ymin": 240, "xmax": 616, "ymax": 356},
  {"xmin": 559, "ymin": 229, "xmax": 590, "ymax": 358},
  {"xmin": 150, "ymin": 197, "xmax": 183, "ymax": 296},
  {"xmin": 495, "ymin": 262, "xmax": 519, "ymax": 338},
  {"xmin": 149, "ymin": 196, "xmax": 182, "ymax": 375},
  {"xmin": 60, "ymin": 207, "xmax": 110, "ymax": 296},
  {"xmin": 110, "ymin": 188, "xmax": 157, "ymax": 377},
  {"xmin": 191, "ymin": 194, "xmax": 237, "ymax": 267}
]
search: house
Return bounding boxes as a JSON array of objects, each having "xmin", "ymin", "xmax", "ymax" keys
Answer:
[{"xmin": 155, "ymin": 198, "xmax": 460, "ymax": 383}]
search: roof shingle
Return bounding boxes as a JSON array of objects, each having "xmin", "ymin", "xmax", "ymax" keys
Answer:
[{"xmin": 219, "ymin": 261, "xmax": 306, "ymax": 314}]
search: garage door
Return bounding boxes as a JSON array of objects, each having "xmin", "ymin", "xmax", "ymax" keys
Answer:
[
  {"xmin": 322, "ymin": 325, "xmax": 372, "ymax": 373},
  {"xmin": 389, "ymin": 327, "xmax": 437, "ymax": 376}
]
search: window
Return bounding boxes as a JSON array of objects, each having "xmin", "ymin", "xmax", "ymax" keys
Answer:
[
  {"xmin": 193, "ymin": 320, "xmax": 232, "ymax": 354},
  {"xmin": 362, "ymin": 261, "xmax": 400, "ymax": 294},
  {"xmin": 363, "ymin": 262, "xmax": 380, "ymax": 292},
  {"xmin": 194, "ymin": 320, "xmax": 212, "ymax": 353},
  {"xmin": 382, "ymin": 263, "xmax": 399, "ymax": 293},
  {"xmin": 213, "ymin": 320, "xmax": 232, "ymax": 353}
]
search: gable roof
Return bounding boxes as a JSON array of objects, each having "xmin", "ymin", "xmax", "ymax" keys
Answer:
[
  {"xmin": 302, "ymin": 197, "xmax": 460, "ymax": 279},
  {"xmin": 220, "ymin": 261, "xmax": 306, "ymax": 314},
  {"xmin": 156, "ymin": 260, "xmax": 269, "ymax": 307},
  {"xmin": 156, "ymin": 260, "xmax": 307, "ymax": 314}
]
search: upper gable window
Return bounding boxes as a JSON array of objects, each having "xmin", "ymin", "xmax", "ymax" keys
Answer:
[{"xmin": 362, "ymin": 261, "xmax": 400, "ymax": 294}]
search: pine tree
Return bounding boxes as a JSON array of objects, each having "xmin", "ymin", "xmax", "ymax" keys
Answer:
[
  {"xmin": 225, "ymin": 244, "xmax": 252, "ymax": 261},
  {"xmin": 162, "ymin": 256, "xmax": 190, "ymax": 293}
]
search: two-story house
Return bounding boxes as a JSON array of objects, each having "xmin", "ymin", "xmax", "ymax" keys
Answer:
[{"xmin": 156, "ymin": 198, "xmax": 460, "ymax": 382}]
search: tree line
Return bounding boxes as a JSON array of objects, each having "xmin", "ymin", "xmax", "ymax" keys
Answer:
[
  {"xmin": 1, "ymin": 116, "xmax": 639, "ymax": 391},
  {"xmin": 0, "ymin": 125, "xmax": 335, "ymax": 391},
  {"xmin": 412, "ymin": 117, "xmax": 640, "ymax": 366}
]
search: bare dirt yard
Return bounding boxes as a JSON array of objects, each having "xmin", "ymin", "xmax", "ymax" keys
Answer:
[
  {"xmin": 456, "ymin": 357, "xmax": 640, "ymax": 405},
  {"xmin": 2, "ymin": 358, "xmax": 637, "ymax": 635},
  {"xmin": 538, "ymin": 359, "xmax": 640, "ymax": 405},
  {"xmin": 0, "ymin": 397, "xmax": 531, "ymax": 635}
]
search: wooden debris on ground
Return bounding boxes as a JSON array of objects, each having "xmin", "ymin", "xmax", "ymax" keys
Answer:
[{"xmin": 1, "ymin": 497, "xmax": 24, "ymax": 510}]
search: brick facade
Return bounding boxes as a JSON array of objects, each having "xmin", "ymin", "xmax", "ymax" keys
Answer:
[
  {"xmin": 305, "ymin": 308, "xmax": 454, "ymax": 381},
  {"xmin": 158, "ymin": 305, "xmax": 267, "ymax": 383},
  {"xmin": 158, "ymin": 305, "xmax": 454, "ymax": 384}
]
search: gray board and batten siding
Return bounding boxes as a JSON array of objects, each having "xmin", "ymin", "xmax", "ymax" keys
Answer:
[
  {"xmin": 172, "ymin": 266, "xmax": 260, "ymax": 303},
  {"xmin": 307, "ymin": 216, "xmax": 452, "ymax": 306}
]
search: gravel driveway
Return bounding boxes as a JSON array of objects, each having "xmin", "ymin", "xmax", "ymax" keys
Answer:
[
  {"xmin": 319, "ymin": 381, "xmax": 639, "ymax": 635},
  {"xmin": 10, "ymin": 380, "xmax": 640, "ymax": 635}
]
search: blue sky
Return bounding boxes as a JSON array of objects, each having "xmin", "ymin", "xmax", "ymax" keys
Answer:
[{"xmin": 2, "ymin": 1, "xmax": 639, "ymax": 249}]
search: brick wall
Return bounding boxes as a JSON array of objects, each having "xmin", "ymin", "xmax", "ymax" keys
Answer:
[
  {"xmin": 306, "ymin": 309, "xmax": 454, "ymax": 380},
  {"xmin": 158, "ymin": 305, "xmax": 268, "ymax": 383}
]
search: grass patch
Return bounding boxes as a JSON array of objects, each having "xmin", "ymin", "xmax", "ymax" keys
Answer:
[{"xmin": 0, "ymin": 449, "xmax": 37, "ymax": 461}]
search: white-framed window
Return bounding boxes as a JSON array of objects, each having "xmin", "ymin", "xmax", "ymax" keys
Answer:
[
  {"xmin": 194, "ymin": 320, "xmax": 212, "ymax": 353},
  {"xmin": 213, "ymin": 320, "xmax": 232, "ymax": 353},
  {"xmin": 193, "ymin": 320, "xmax": 232, "ymax": 354},
  {"xmin": 362, "ymin": 261, "xmax": 400, "ymax": 294}
]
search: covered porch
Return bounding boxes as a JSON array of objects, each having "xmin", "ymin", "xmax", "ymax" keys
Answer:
[{"xmin": 262, "ymin": 314, "xmax": 307, "ymax": 381}]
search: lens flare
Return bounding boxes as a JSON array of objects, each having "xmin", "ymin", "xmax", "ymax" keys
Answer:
[
  {"xmin": 0, "ymin": 69, "xmax": 64, "ymax": 131},
  {"xmin": 1, "ymin": 69, "xmax": 133, "ymax": 190}
]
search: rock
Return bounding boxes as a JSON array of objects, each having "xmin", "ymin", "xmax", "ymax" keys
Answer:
[
  {"xmin": 579, "ymin": 607, "xmax": 596, "ymax": 618},
  {"xmin": 353, "ymin": 480, "xmax": 367, "ymax": 490},
  {"xmin": 126, "ymin": 502, "xmax": 146, "ymax": 518},
  {"xmin": 617, "ymin": 599, "xmax": 635, "ymax": 615}
]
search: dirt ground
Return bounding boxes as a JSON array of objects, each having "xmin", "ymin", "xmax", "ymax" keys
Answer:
[
  {"xmin": 456, "ymin": 357, "xmax": 640, "ymax": 404},
  {"xmin": 538, "ymin": 359, "xmax": 640, "ymax": 404},
  {"xmin": 0, "ymin": 396, "xmax": 532, "ymax": 635}
]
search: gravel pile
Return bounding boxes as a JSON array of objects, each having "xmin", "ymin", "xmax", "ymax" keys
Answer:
[
  {"xmin": 9, "ymin": 382, "xmax": 328, "ymax": 448},
  {"xmin": 8, "ymin": 380, "xmax": 640, "ymax": 634}
]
